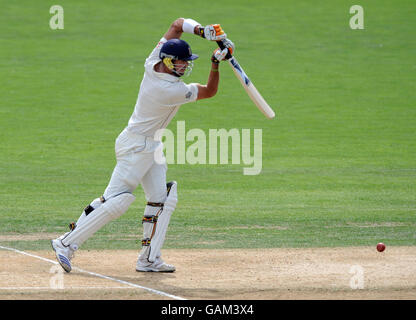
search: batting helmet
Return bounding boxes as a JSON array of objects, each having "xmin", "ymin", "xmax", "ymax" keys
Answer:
[{"xmin": 159, "ymin": 39, "xmax": 199, "ymax": 61}]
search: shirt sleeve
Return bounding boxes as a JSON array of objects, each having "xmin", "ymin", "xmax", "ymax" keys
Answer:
[
  {"xmin": 166, "ymin": 82, "xmax": 199, "ymax": 106},
  {"xmin": 144, "ymin": 37, "xmax": 167, "ymax": 69}
]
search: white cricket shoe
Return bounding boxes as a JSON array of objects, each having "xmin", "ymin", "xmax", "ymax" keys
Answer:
[
  {"xmin": 136, "ymin": 258, "xmax": 176, "ymax": 273},
  {"xmin": 51, "ymin": 238, "xmax": 75, "ymax": 273}
]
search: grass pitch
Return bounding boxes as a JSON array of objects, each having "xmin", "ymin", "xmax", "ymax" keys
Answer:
[{"xmin": 0, "ymin": 0, "xmax": 415, "ymax": 251}]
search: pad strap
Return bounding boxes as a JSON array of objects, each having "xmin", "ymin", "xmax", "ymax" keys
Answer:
[
  {"xmin": 142, "ymin": 216, "xmax": 159, "ymax": 223},
  {"xmin": 84, "ymin": 196, "xmax": 106, "ymax": 216},
  {"xmin": 142, "ymin": 238, "xmax": 151, "ymax": 246},
  {"xmin": 146, "ymin": 202, "xmax": 164, "ymax": 207}
]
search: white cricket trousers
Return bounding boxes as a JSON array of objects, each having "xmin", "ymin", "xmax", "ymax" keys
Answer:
[
  {"xmin": 61, "ymin": 127, "xmax": 168, "ymax": 250},
  {"xmin": 104, "ymin": 127, "xmax": 167, "ymax": 203}
]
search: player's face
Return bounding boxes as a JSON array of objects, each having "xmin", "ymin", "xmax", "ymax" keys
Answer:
[{"xmin": 174, "ymin": 60, "xmax": 189, "ymax": 76}]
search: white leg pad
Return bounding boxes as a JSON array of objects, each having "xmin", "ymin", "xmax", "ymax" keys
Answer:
[
  {"xmin": 140, "ymin": 181, "xmax": 177, "ymax": 262},
  {"xmin": 75, "ymin": 197, "xmax": 105, "ymax": 227},
  {"xmin": 62, "ymin": 193, "xmax": 135, "ymax": 250}
]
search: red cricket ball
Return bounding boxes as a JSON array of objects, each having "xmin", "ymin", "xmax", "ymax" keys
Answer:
[{"xmin": 377, "ymin": 243, "xmax": 386, "ymax": 252}]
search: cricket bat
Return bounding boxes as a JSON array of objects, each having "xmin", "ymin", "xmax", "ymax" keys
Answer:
[{"xmin": 217, "ymin": 40, "xmax": 275, "ymax": 119}]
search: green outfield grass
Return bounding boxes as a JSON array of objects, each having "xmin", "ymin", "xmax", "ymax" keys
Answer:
[{"xmin": 0, "ymin": 0, "xmax": 415, "ymax": 250}]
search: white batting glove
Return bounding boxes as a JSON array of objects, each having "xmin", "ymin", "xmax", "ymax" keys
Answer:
[
  {"xmin": 211, "ymin": 39, "xmax": 235, "ymax": 63},
  {"xmin": 211, "ymin": 48, "xmax": 227, "ymax": 63},
  {"xmin": 212, "ymin": 47, "xmax": 232, "ymax": 63},
  {"xmin": 221, "ymin": 39, "xmax": 235, "ymax": 55},
  {"xmin": 198, "ymin": 24, "xmax": 227, "ymax": 41}
]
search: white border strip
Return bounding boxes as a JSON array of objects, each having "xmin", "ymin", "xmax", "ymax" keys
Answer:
[
  {"xmin": 0, "ymin": 286, "xmax": 143, "ymax": 290},
  {"xmin": 0, "ymin": 286, "xmax": 148, "ymax": 290},
  {"xmin": 0, "ymin": 245, "xmax": 186, "ymax": 300}
]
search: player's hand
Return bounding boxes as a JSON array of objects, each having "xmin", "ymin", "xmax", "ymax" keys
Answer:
[
  {"xmin": 200, "ymin": 24, "xmax": 227, "ymax": 41},
  {"xmin": 211, "ymin": 39, "xmax": 235, "ymax": 63},
  {"xmin": 211, "ymin": 48, "xmax": 229, "ymax": 63}
]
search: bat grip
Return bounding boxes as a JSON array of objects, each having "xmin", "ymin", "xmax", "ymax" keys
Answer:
[{"xmin": 216, "ymin": 40, "xmax": 233, "ymax": 60}]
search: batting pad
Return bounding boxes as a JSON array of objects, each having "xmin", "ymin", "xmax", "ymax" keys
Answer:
[
  {"xmin": 140, "ymin": 181, "xmax": 177, "ymax": 262},
  {"xmin": 75, "ymin": 197, "xmax": 105, "ymax": 227},
  {"xmin": 149, "ymin": 181, "xmax": 177, "ymax": 262},
  {"xmin": 62, "ymin": 192, "xmax": 135, "ymax": 249}
]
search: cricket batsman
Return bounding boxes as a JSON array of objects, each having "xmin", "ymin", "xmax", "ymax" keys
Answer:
[{"xmin": 51, "ymin": 18, "xmax": 234, "ymax": 273}]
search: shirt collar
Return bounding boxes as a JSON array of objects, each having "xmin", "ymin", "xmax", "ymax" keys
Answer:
[{"xmin": 151, "ymin": 60, "xmax": 181, "ymax": 82}]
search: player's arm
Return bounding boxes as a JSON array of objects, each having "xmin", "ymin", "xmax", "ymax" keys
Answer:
[
  {"xmin": 163, "ymin": 18, "xmax": 185, "ymax": 40},
  {"xmin": 196, "ymin": 62, "xmax": 220, "ymax": 100},
  {"xmin": 163, "ymin": 18, "xmax": 227, "ymax": 41},
  {"xmin": 196, "ymin": 40, "xmax": 235, "ymax": 100}
]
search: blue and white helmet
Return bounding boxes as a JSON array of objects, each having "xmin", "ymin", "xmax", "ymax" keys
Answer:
[{"xmin": 159, "ymin": 39, "xmax": 198, "ymax": 76}]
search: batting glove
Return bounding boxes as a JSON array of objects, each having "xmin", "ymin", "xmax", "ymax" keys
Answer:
[
  {"xmin": 211, "ymin": 39, "xmax": 235, "ymax": 63},
  {"xmin": 199, "ymin": 24, "xmax": 227, "ymax": 41},
  {"xmin": 211, "ymin": 48, "xmax": 228, "ymax": 63},
  {"xmin": 221, "ymin": 38, "xmax": 235, "ymax": 55}
]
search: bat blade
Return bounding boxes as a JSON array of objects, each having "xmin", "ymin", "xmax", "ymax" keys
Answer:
[{"xmin": 228, "ymin": 57, "xmax": 275, "ymax": 119}]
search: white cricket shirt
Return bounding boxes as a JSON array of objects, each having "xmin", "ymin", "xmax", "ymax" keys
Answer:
[{"xmin": 127, "ymin": 37, "xmax": 199, "ymax": 137}]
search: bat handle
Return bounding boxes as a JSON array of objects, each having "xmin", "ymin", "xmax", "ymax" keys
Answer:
[{"xmin": 216, "ymin": 40, "xmax": 233, "ymax": 60}]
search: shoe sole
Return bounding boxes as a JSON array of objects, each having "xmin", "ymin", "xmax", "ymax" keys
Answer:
[{"xmin": 50, "ymin": 240, "xmax": 72, "ymax": 273}]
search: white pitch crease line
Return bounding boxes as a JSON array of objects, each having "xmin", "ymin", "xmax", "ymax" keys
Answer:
[{"xmin": 0, "ymin": 245, "xmax": 186, "ymax": 300}]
